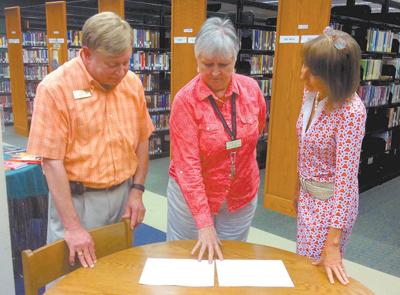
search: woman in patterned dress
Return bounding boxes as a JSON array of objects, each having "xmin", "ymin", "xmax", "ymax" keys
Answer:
[{"xmin": 295, "ymin": 27, "xmax": 366, "ymax": 285}]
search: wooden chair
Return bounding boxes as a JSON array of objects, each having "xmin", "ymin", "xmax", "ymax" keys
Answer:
[{"xmin": 22, "ymin": 219, "xmax": 133, "ymax": 295}]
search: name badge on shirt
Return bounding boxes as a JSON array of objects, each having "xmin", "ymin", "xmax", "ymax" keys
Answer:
[
  {"xmin": 226, "ymin": 139, "xmax": 242, "ymax": 150},
  {"xmin": 72, "ymin": 89, "xmax": 92, "ymax": 100}
]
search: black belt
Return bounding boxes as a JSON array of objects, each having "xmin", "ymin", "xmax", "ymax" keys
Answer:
[{"xmin": 70, "ymin": 181, "xmax": 126, "ymax": 195}]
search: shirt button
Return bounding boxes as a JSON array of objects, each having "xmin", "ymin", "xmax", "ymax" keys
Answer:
[
  {"xmin": 179, "ymin": 170, "xmax": 183, "ymax": 174},
  {"xmin": 225, "ymin": 190, "xmax": 229, "ymax": 193}
]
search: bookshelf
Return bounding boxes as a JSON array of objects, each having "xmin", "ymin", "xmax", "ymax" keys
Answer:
[
  {"xmin": 22, "ymin": 31, "xmax": 48, "ymax": 126},
  {"xmin": 331, "ymin": 5, "xmax": 400, "ymax": 192},
  {"xmin": 129, "ymin": 21, "xmax": 171, "ymax": 158},
  {"xmin": 0, "ymin": 34, "xmax": 13, "ymax": 127},
  {"xmin": 237, "ymin": 23, "xmax": 276, "ymax": 169}
]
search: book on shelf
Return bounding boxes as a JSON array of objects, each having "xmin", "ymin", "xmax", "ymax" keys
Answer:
[
  {"xmin": 0, "ymin": 51, "xmax": 8, "ymax": 63},
  {"xmin": 23, "ymin": 49, "xmax": 48, "ymax": 63},
  {"xmin": 146, "ymin": 93, "xmax": 170, "ymax": 111},
  {"xmin": 7, "ymin": 152, "xmax": 41, "ymax": 164},
  {"xmin": 366, "ymin": 29, "xmax": 395, "ymax": 53},
  {"xmin": 133, "ymin": 29, "xmax": 160, "ymax": 48},
  {"xmin": 360, "ymin": 59, "xmax": 382, "ymax": 80},
  {"xmin": 4, "ymin": 160, "xmax": 28, "ymax": 171},
  {"xmin": 22, "ymin": 31, "xmax": 47, "ymax": 47},
  {"xmin": 0, "ymin": 36, "xmax": 7, "ymax": 48},
  {"xmin": 358, "ymin": 83, "xmax": 391, "ymax": 107},
  {"xmin": 131, "ymin": 51, "xmax": 170, "ymax": 71},
  {"xmin": 0, "ymin": 80, "xmax": 11, "ymax": 93},
  {"xmin": 151, "ymin": 113, "xmax": 169, "ymax": 130},
  {"xmin": 67, "ymin": 30, "xmax": 82, "ymax": 47},
  {"xmin": 137, "ymin": 73, "xmax": 160, "ymax": 91},
  {"xmin": 0, "ymin": 65, "xmax": 10, "ymax": 78},
  {"xmin": 256, "ymin": 79, "xmax": 273, "ymax": 97},
  {"xmin": 24, "ymin": 65, "xmax": 48, "ymax": 80},
  {"xmin": 392, "ymin": 84, "xmax": 400, "ymax": 104}
]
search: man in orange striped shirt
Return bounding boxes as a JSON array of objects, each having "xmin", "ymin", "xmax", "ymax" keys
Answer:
[{"xmin": 27, "ymin": 12, "xmax": 154, "ymax": 268}]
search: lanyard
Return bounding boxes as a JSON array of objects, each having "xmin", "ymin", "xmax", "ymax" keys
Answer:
[{"xmin": 207, "ymin": 93, "xmax": 237, "ymax": 141}]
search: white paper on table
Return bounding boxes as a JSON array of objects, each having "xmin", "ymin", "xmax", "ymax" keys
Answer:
[
  {"xmin": 216, "ymin": 260, "xmax": 294, "ymax": 287},
  {"xmin": 139, "ymin": 258, "xmax": 215, "ymax": 287}
]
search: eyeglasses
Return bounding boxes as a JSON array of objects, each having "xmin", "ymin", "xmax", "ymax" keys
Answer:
[{"xmin": 323, "ymin": 26, "xmax": 346, "ymax": 50}]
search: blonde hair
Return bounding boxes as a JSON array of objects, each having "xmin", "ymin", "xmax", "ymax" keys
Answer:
[
  {"xmin": 82, "ymin": 12, "xmax": 133, "ymax": 56},
  {"xmin": 302, "ymin": 30, "xmax": 361, "ymax": 102}
]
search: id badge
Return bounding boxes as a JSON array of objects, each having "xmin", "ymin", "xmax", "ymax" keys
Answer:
[
  {"xmin": 73, "ymin": 89, "xmax": 92, "ymax": 100},
  {"xmin": 226, "ymin": 139, "xmax": 242, "ymax": 150}
]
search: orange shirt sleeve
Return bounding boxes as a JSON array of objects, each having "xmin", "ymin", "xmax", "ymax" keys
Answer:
[{"xmin": 27, "ymin": 83, "xmax": 68, "ymax": 159}]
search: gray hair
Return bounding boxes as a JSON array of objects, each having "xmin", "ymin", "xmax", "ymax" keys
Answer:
[
  {"xmin": 195, "ymin": 17, "xmax": 239, "ymax": 61},
  {"xmin": 82, "ymin": 12, "xmax": 133, "ymax": 56}
]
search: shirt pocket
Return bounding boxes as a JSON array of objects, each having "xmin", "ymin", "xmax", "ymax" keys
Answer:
[
  {"xmin": 199, "ymin": 123, "xmax": 223, "ymax": 152},
  {"xmin": 73, "ymin": 97, "xmax": 104, "ymax": 142},
  {"xmin": 239, "ymin": 114, "xmax": 259, "ymax": 139}
]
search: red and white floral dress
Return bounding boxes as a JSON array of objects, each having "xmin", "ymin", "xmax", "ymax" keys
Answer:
[{"xmin": 296, "ymin": 90, "xmax": 366, "ymax": 261}]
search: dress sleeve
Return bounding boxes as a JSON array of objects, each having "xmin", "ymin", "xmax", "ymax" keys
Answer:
[
  {"xmin": 331, "ymin": 104, "xmax": 366, "ymax": 229},
  {"xmin": 170, "ymin": 94, "xmax": 213, "ymax": 229}
]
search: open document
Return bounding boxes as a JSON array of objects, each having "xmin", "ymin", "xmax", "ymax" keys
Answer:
[
  {"xmin": 216, "ymin": 260, "xmax": 294, "ymax": 287},
  {"xmin": 139, "ymin": 258, "xmax": 215, "ymax": 287}
]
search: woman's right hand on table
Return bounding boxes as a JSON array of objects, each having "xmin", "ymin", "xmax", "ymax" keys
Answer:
[{"xmin": 191, "ymin": 225, "xmax": 223, "ymax": 263}]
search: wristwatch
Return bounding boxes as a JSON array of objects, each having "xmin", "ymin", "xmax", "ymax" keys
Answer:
[{"xmin": 131, "ymin": 183, "xmax": 145, "ymax": 192}]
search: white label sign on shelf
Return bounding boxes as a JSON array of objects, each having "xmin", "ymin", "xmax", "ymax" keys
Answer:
[
  {"xmin": 298, "ymin": 24, "xmax": 309, "ymax": 30},
  {"xmin": 53, "ymin": 31, "xmax": 59, "ymax": 34},
  {"xmin": 174, "ymin": 37, "xmax": 187, "ymax": 44},
  {"xmin": 49, "ymin": 38, "xmax": 65, "ymax": 44},
  {"xmin": 8, "ymin": 38, "xmax": 20, "ymax": 44},
  {"xmin": 183, "ymin": 28, "xmax": 193, "ymax": 33},
  {"xmin": 57, "ymin": 38, "xmax": 65, "ymax": 43},
  {"xmin": 301, "ymin": 35, "xmax": 319, "ymax": 43},
  {"xmin": 279, "ymin": 35, "xmax": 299, "ymax": 44},
  {"xmin": 188, "ymin": 37, "xmax": 196, "ymax": 44}
]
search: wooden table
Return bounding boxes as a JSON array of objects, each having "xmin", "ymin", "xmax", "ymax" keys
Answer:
[{"xmin": 46, "ymin": 240, "xmax": 373, "ymax": 294}]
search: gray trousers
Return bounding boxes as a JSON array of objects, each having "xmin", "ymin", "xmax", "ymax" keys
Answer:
[
  {"xmin": 47, "ymin": 181, "xmax": 130, "ymax": 243},
  {"xmin": 166, "ymin": 178, "xmax": 257, "ymax": 241}
]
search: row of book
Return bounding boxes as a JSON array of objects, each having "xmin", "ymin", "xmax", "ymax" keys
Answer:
[
  {"xmin": 240, "ymin": 29, "xmax": 276, "ymax": 51},
  {"xmin": 257, "ymin": 78, "xmax": 272, "ymax": 97},
  {"xmin": 26, "ymin": 81, "xmax": 39, "ymax": 98},
  {"xmin": 23, "ymin": 49, "xmax": 48, "ymax": 63},
  {"xmin": 360, "ymin": 59, "xmax": 382, "ymax": 80},
  {"xmin": 146, "ymin": 93, "xmax": 170, "ymax": 111},
  {"xmin": 0, "ymin": 66, "xmax": 10, "ymax": 79},
  {"xmin": 250, "ymin": 55, "xmax": 274, "ymax": 75},
  {"xmin": 67, "ymin": 30, "xmax": 82, "ymax": 47},
  {"xmin": 0, "ymin": 95, "xmax": 11, "ymax": 107},
  {"xmin": 149, "ymin": 135, "xmax": 164, "ymax": 156},
  {"xmin": 68, "ymin": 48, "xmax": 80, "ymax": 60},
  {"xmin": 358, "ymin": 83, "xmax": 391, "ymax": 107},
  {"xmin": 130, "ymin": 52, "xmax": 170, "ymax": 71},
  {"xmin": 366, "ymin": 29, "xmax": 398, "ymax": 53},
  {"xmin": 387, "ymin": 107, "xmax": 400, "ymax": 128},
  {"xmin": 151, "ymin": 113, "xmax": 169, "ymax": 130},
  {"xmin": 22, "ymin": 32, "xmax": 47, "ymax": 47},
  {"xmin": 137, "ymin": 73, "xmax": 160, "ymax": 92},
  {"xmin": 133, "ymin": 29, "xmax": 160, "ymax": 48},
  {"xmin": 392, "ymin": 84, "xmax": 400, "ymax": 104},
  {"xmin": 0, "ymin": 36, "xmax": 7, "ymax": 48},
  {"xmin": 329, "ymin": 23, "xmax": 344, "ymax": 31},
  {"xmin": 0, "ymin": 80, "xmax": 10, "ymax": 93},
  {"xmin": 0, "ymin": 51, "xmax": 8, "ymax": 63},
  {"xmin": 24, "ymin": 66, "xmax": 48, "ymax": 80}
]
